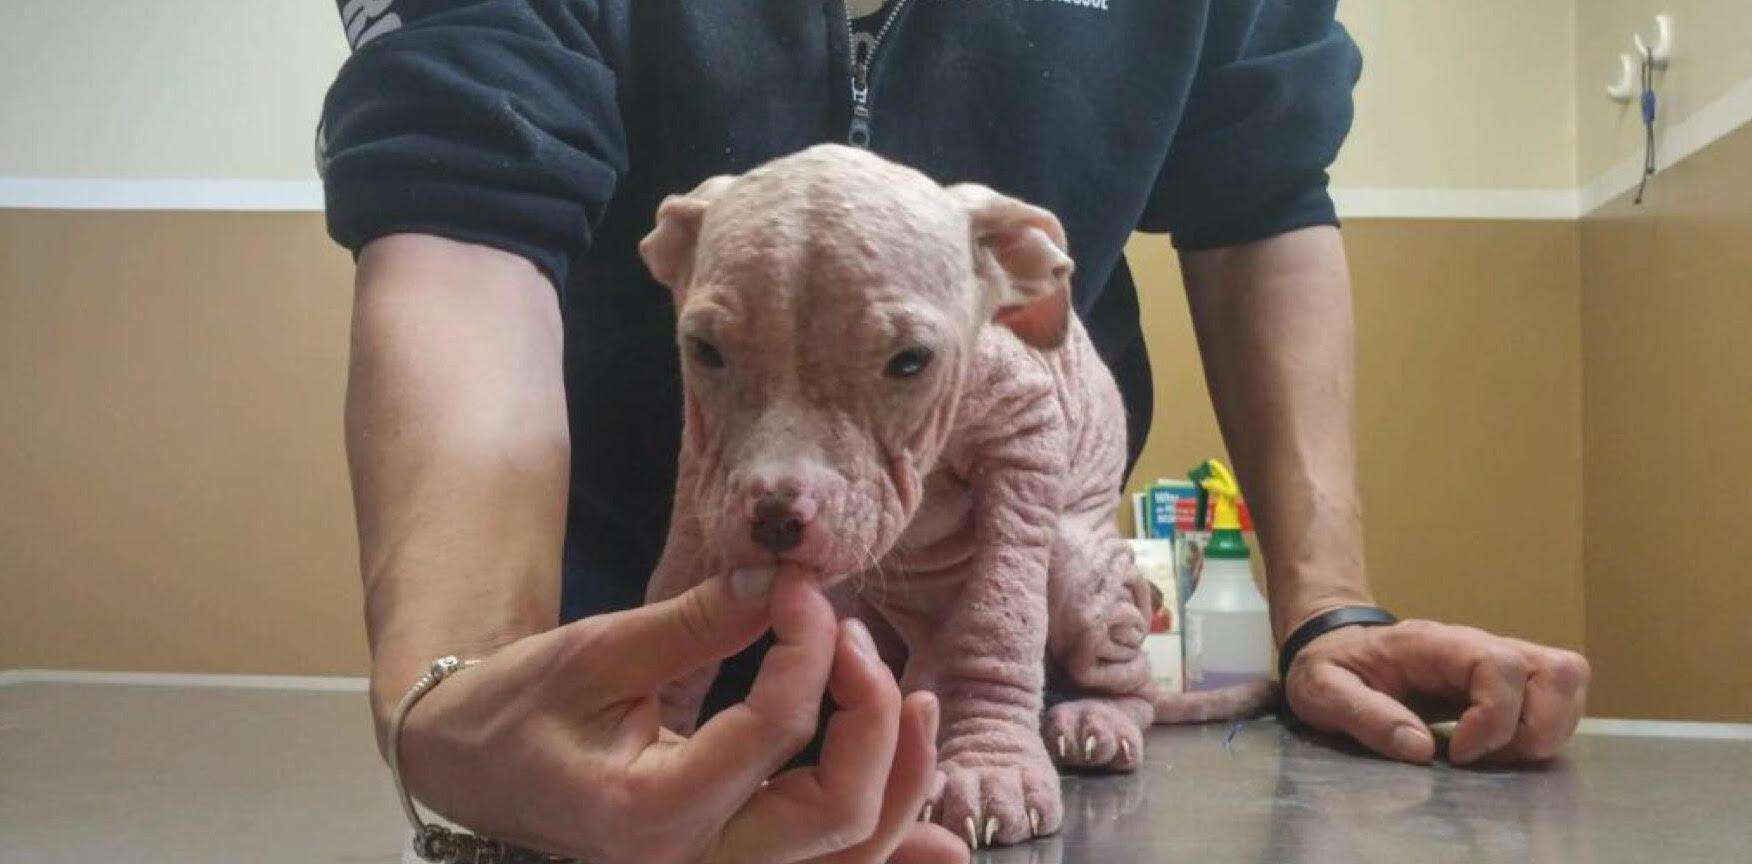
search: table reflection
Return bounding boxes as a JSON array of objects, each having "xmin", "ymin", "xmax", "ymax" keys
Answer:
[{"xmin": 978, "ymin": 722, "xmax": 1595, "ymax": 864}]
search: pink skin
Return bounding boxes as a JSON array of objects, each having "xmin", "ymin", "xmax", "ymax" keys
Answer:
[{"xmin": 640, "ymin": 145, "xmax": 1273, "ymax": 849}]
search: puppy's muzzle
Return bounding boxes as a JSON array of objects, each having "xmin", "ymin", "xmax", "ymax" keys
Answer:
[{"xmin": 750, "ymin": 492, "xmax": 810, "ymax": 553}]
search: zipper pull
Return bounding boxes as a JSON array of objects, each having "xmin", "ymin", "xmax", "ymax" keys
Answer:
[
  {"xmin": 848, "ymin": 104, "xmax": 873, "ymax": 147},
  {"xmin": 846, "ymin": 29, "xmax": 876, "ymax": 146},
  {"xmin": 848, "ymin": 60, "xmax": 873, "ymax": 146}
]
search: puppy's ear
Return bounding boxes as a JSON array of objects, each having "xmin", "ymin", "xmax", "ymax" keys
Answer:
[
  {"xmin": 948, "ymin": 183, "xmax": 1074, "ymax": 350},
  {"xmin": 639, "ymin": 174, "xmax": 738, "ymax": 294}
]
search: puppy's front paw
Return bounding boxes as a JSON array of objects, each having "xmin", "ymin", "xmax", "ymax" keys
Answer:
[
  {"xmin": 924, "ymin": 739, "xmax": 1061, "ymax": 849},
  {"xmin": 1044, "ymin": 697, "xmax": 1148, "ymax": 772}
]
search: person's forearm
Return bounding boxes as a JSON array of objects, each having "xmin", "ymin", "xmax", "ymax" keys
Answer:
[
  {"xmin": 1179, "ymin": 226, "xmax": 1372, "ymax": 643},
  {"xmin": 346, "ymin": 234, "xmax": 571, "ymax": 730}
]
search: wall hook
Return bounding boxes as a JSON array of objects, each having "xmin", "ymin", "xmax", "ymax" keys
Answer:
[
  {"xmin": 1634, "ymin": 14, "xmax": 1673, "ymax": 70},
  {"xmin": 1606, "ymin": 53, "xmax": 1637, "ymax": 103}
]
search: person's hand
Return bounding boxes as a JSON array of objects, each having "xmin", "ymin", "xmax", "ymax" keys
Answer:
[
  {"xmin": 1283, "ymin": 618, "xmax": 1590, "ymax": 765},
  {"xmin": 392, "ymin": 565, "xmax": 969, "ymax": 864}
]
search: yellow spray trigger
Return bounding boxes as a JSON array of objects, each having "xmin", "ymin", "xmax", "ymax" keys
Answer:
[
  {"xmin": 1197, "ymin": 459, "xmax": 1242, "ymax": 532},
  {"xmin": 1191, "ymin": 458, "xmax": 1249, "ymax": 560}
]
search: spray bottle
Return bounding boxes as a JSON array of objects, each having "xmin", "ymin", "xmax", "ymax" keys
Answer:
[{"xmin": 1183, "ymin": 459, "xmax": 1273, "ymax": 690}]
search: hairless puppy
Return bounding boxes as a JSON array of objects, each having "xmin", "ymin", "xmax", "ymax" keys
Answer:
[{"xmin": 639, "ymin": 145, "xmax": 1272, "ymax": 850}]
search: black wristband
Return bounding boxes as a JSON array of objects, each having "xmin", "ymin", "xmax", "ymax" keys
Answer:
[
  {"xmin": 1276, "ymin": 606, "xmax": 1398, "ymax": 727},
  {"xmin": 1276, "ymin": 606, "xmax": 1399, "ymax": 685}
]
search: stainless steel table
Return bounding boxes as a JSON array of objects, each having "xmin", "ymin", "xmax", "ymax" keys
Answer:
[
  {"xmin": 1000, "ymin": 719, "xmax": 1751, "ymax": 864},
  {"xmin": 2, "ymin": 679, "xmax": 1748, "ymax": 863}
]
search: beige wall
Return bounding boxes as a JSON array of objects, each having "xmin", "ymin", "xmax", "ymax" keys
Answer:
[
  {"xmin": 1569, "ymin": 0, "xmax": 1752, "ymax": 720},
  {"xmin": 1125, "ymin": 224, "xmax": 1587, "ymax": 652},
  {"xmin": 0, "ymin": 0, "xmax": 1579, "ymax": 192},
  {"xmin": 0, "ymin": 212, "xmax": 367, "ymax": 676},
  {"xmin": 1576, "ymin": 0, "xmax": 1752, "ymax": 181},
  {"xmin": 1333, "ymin": 0, "xmax": 1577, "ymax": 190},
  {"xmin": 1578, "ymin": 121, "xmax": 1752, "ymax": 722}
]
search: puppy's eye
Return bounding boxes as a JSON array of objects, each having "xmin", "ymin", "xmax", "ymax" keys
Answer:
[
  {"xmin": 883, "ymin": 347, "xmax": 934, "ymax": 379},
  {"xmin": 690, "ymin": 337, "xmax": 727, "ymax": 370}
]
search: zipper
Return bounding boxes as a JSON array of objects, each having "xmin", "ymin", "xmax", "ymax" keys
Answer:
[{"xmin": 844, "ymin": 0, "xmax": 915, "ymax": 147}]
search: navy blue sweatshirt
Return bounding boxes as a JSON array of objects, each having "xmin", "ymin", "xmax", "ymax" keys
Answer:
[{"xmin": 320, "ymin": 0, "xmax": 1359, "ymax": 695}]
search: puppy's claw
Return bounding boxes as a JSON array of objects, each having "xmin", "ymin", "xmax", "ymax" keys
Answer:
[
  {"xmin": 1056, "ymin": 734, "xmax": 1067, "ymax": 759},
  {"xmin": 1119, "ymin": 739, "xmax": 1133, "ymax": 764},
  {"xmin": 964, "ymin": 816, "xmax": 980, "ymax": 850},
  {"xmin": 1029, "ymin": 808, "xmax": 1042, "ymax": 836},
  {"xmin": 984, "ymin": 817, "xmax": 998, "ymax": 846},
  {"xmin": 1083, "ymin": 735, "xmax": 1097, "ymax": 760}
]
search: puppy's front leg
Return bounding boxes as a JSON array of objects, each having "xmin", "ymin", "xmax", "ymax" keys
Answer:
[{"xmin": 916, "ymin": 401, "xmax": 1067, "ymax": 848}]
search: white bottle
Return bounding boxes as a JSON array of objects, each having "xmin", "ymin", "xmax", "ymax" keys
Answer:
[
  {"xmin": 1183, "ymin": 461, "xmax": 1273, "ymax": 690},
  {"xmin": 1183, "ymin": 554, "xmax": 1272, "ymax": 690}
]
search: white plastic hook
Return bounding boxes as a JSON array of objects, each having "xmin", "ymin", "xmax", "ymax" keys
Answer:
[
  {"xmin": 1606, "ymin": 53, "xmax": 1637, "ymax": 103},
  {"xmin": 1634, "ymin": 14, "xmax": 1673, "ymax": 70}
]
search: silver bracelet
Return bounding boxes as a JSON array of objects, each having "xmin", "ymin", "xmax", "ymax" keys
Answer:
[{"xmin": 388, "ymin": 655, "xmax": 580, "ymax": 864}]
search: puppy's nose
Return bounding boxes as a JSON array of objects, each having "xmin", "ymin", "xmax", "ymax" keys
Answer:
[{"xmin": 750, "ymin": 492, "xmax": 810, "ymax": 553}]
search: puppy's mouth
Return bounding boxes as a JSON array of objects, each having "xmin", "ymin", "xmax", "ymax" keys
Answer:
[{"xmin": 718, "ymin": 506, "xmax": 863, "ymax": 582}]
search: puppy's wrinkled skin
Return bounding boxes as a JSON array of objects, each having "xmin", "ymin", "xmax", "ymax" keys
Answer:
[{"xmin": 641, "ymin": 145, "xmax": 1272, "ymax": 849}]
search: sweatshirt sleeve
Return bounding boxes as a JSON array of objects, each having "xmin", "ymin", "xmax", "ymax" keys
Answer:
[
  {"xmin": 318, "ymin": 0, "xmax": 628, "ymax": 289},
  {"xmin": 1137, "ymin": 0, "xmax": 1361, "ymax": 251}
]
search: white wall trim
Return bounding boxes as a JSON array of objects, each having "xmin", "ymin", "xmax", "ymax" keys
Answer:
[
  {"xmin": 0, "ymin": 178, "xmax": 323, "ymax": 211},
  {"xmin": 1577, "ymin": 717, "xmax": 1752, "ymax": 741},
  {"xmin": 0, "ymin": 667, "xmax": 368, "ymax": 692},
  {"xmin": 1578, "ymin": 73, "xmax": 1752, "ymax": 215},
  {"xmin": 1331, "ymin": 187, "xmax": 1581, "ymax": 221}
]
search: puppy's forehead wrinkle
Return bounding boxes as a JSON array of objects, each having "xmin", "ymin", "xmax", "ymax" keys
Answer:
[
  {"xmin": 704, "ymin": 148, "xmax": 969, "ymax": 290},
  {"xmin": 676, "ymin": 297, "xmax": 736, "ymax": 337},
  {"xmin": 854, "ymin": 305, "xmax": 954, "ymax": 349}
]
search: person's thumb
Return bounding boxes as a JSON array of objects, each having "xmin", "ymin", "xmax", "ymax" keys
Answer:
[
  {"xmin": 1290, "ymin": 660, "xmax": 1436, "ymax": 764},
  {"xmin": 584, "ymin": 564, "xmax": 780, "ymax": 696}
]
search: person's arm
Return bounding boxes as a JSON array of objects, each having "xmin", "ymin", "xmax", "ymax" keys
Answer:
[
  {"xmin": 1181, "ymin": 227, "xmax": 1590, "ymax": 765},
  {"xmin": 1179, "ymin": 226, "xmax": 1367, "ymax": 643},
  {"xmin": 346, "ymin": 233, "xmax": 569, "ymax": 733}
]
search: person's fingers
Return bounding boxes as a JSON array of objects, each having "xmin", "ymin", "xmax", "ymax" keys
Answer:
[
  {"xmin": 1486, "ymin": 647, "xmax": 1590, "ymax": 763},
  {"xmin": 1290, "ymin": 659, "xmax": 1436, "ymax": 764},
  {"xmin": 814, "ymin": 619, "xmax": 905, "ymax": 804},
  {"xmin": 710, "ymin": 617, "xmax": 906, "ymax": 863},
  {"xmin": 889, "ymin": 824, "xmax": 972, "ymax": 864},
  {"xmin": 817, "ymin": 691, "xmax": 943, "ymax": 864},
  {"xmin": 1446, "ymin": 644, "xmax": 1529, "ymax": 765},
  {"xmin": 1356, "ymin": 623, "xmax": 1527, "ymax": 764},
  {"xmin": 642, "ymin": 572, "xmax": 838, "ymax": 821},
  {"xmin": 581, "ymin": 564, "xmax": 781, "ymax": 696},
  {"xmin": 1296, "ymin": 621, "xmax": 1591, "ymax": 766}
]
